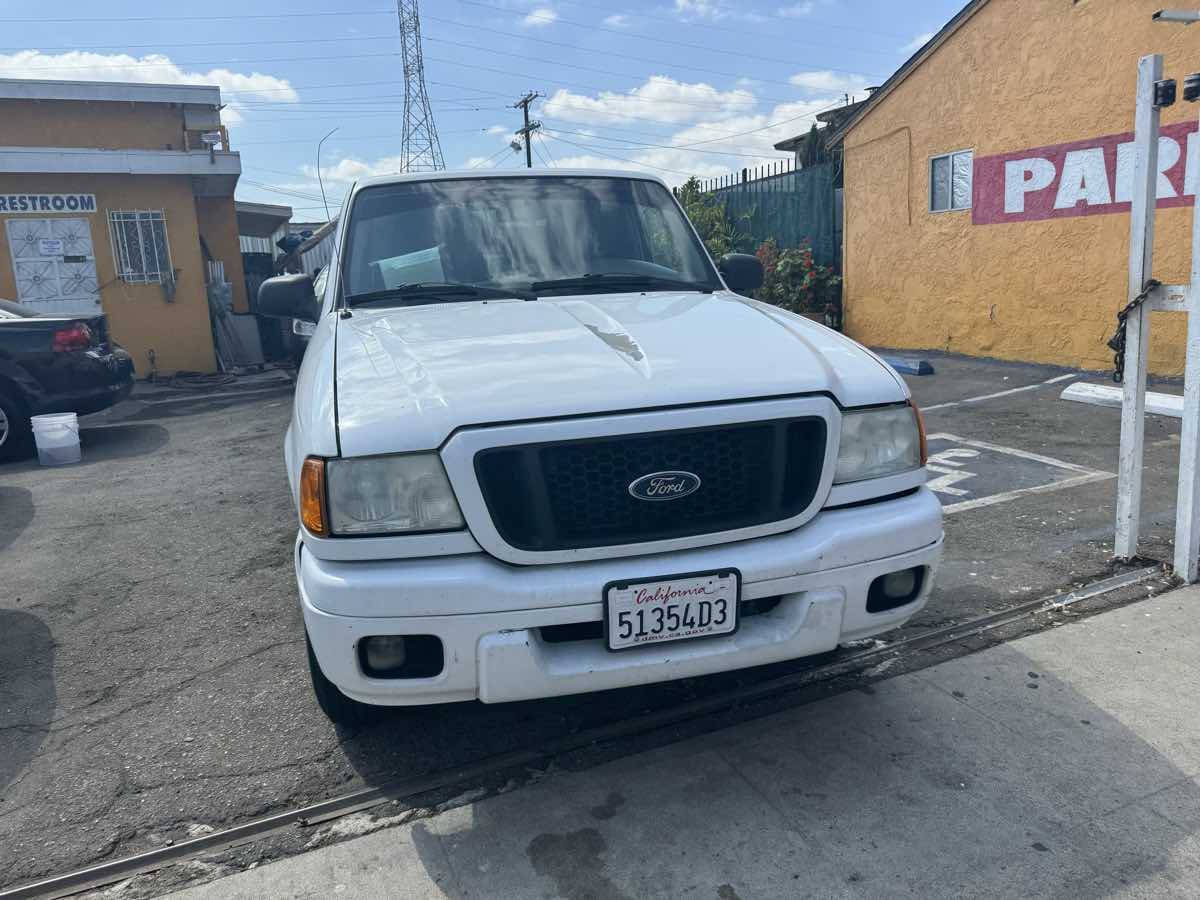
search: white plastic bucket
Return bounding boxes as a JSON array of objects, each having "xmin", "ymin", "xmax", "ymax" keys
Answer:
[{"xmin": 31, "ymin": 412, "xmax": 81, "ymax": 466}]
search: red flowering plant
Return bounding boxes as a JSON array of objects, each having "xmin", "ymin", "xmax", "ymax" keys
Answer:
[{"xmin": 752, "ymin": 239, "xmax": 841, "ymax": 326}]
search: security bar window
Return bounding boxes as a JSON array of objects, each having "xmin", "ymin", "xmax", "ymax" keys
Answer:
[
  {"xmin": 108, "ymin": 210, "xmax": 172, "ymax": 283},
  {"xmin": 930, "ymin": 150, "xmax": 973, "ymax": 212}
]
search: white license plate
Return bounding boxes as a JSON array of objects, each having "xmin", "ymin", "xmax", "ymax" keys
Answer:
[{"xmin": 604, "ymin": 570, "xmax": 740, "ymax": 651}]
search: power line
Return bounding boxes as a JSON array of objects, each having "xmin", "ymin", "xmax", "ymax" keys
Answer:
[
  {"xmin": 441, "ymin": 1, "xmax": 899, "ymax": 65},
  {"xmin": 240, "ymin": 179, "xmax": 339, "ymax": 202},
  {"xmin": 537, "ymin": 133, "xmax": 557, "ymax": 166},
  {"xmin": 469, "ymin": 145, "xmax": 514, "ymax": 169},
  {"xmin": 0, "ymin": 8, "xmax": 394, "ymax": 22},
  {"xmin": 0, "ymin": 46, "xmax": 807, "ymax": 117},
  {"xmin": 422, "ymin": 35, "xmax": 869, "ymax": 105},
  {"xmin": 525, "ymin": 0, "xmax": 910, "ymax": 41},
  {"xmin": 540, "ymin": 133, "xmax": 699, "ymax": 178},
  {"xmin": 426, "ymin": 55, "xmax": 772, "ymax": 114},
  {"xmin": 541, "ymin": 126, "xmax": 791, "ymax": 160},
  {"xmin": 0, "ymin": 34, "xmax": 404, "ymax": 53},
  {"xmin": 236, "ymin": 127, "xmax": 493, "ymax": 145},
  {"xmin": 0, "ymin": 50, "xmax": 409, "ymax": 72},
  {"xmin": 0, "ymin": 1, "xmax": 909, "ymax": 41}
]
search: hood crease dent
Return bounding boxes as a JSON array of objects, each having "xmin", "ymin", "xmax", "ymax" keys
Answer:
[{"xmin": 333, "ymin": 291, "xmax": 905, "ymax": 457}]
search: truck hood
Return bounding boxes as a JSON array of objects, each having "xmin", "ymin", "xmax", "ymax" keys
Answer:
[{"xmin": 334, "ymin": 291, "xmax": 905, "ymax": 456}]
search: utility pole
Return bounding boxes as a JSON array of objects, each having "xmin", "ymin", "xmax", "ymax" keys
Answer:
[{"xmin": 513, "ymin": 91, "xmax": 541, "ymax": 169}]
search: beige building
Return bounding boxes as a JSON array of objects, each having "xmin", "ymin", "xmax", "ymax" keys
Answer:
[
  {"xmin": 832, "ymin": 0, "xmax": 1198, "ymax": 374},
  {"xmin": 0, "ymin": 78, "xmax": 247, "ymax": 375}
]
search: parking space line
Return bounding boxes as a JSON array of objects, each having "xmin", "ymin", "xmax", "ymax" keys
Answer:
[
  {"xmin": 927, "ymin": 432, "xmax": 1115, "ymax": 514},
  {"xmin": 923, "ymin": 373, "xmax": 1077, "ymax": 412}
]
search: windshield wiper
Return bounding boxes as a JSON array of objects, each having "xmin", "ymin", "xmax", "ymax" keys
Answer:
[
  {"xmin": 530, "ymin": 273, "xmax": 714, "ymax": 295},
  {"xmin": 348, "ymin": 282, "xmax": 536, "ymax": 306}
]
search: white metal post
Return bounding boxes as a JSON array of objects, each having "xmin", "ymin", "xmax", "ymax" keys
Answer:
[
  {"xmin": 1173, "ymin": 100, "xmax": 1200, "ymax": 581},
  {"xmin": 1115, "ymin": 54, "xmax": 1163, "ymax": 560}
]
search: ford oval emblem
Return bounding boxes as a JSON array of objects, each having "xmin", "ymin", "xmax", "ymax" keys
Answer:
[{"xmin": 628, "ymin": 470, "xmax": 701, "ymax": 501}]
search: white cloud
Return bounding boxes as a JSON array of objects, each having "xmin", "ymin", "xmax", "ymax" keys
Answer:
[
  {"xmin": 486, "ymin": 124, "xmax": 508, "ymax": 135},
  {"xmin": 777, "ymin": 2, "xmax": 814, "ymax": 17},
  {"xmin": 666, "ymin": 98, "xmax": 836, "ymax": 157},
  {"xmin": 303, "ymin": 155, "xmax": 407, "ymax": 184},
  {"xmin": 900, "ymin": 31, "xmax": 936, "ymax": 53},
  {"xmin": 0, "ymin": 50, "xmax": 297, "ymax": 124},
  {"xmin": 521, "ymin": 7, "xmax": 558, "ymax": 27},
  {"xmin": 603, "ymin": 13, "xmax": 630, "ymax": 26},
  {"xmin": 543, "ymin": 75, "xmax": 755, "ymax": 126},
  {"xmin": 789, "ymin": 70, "xmax": 870, "ymax": 96},
  {"xmin": 672, "ymin": 0, "xmax": 764, "ymax": 22}
]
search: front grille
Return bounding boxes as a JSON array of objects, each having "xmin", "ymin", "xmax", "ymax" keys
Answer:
[{"xmin": 475, "ymin": 418, "xmax": 826, "ymax": 551}]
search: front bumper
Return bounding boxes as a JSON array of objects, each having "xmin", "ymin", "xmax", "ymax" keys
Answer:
[{"xmin": 300, "ymin": 487, "xmax": 943, "ymax": 706}]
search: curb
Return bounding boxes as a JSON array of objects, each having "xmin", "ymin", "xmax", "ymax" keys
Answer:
[{"xmin": 881, "ymin": 356, "xmax": 935, "ymax": 376}]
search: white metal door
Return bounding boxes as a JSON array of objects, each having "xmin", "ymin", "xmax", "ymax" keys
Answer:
[{"xmin": 4, "ymin": 217, "xmax": 100, "ymax": 315}]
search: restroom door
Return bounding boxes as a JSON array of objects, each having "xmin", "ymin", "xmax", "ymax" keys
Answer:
[{"xmin": 4, "ymin": 217, "xmax": 100, "ymax": 315}]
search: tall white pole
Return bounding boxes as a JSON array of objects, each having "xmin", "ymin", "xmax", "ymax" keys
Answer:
[
  {"xmin": 1173, "ymin": 100, "xmax": 1200, "ymax": 580},
  {"xmin": 1115, "ymin": 54, "xmax": 1163, "ymax": 560}
]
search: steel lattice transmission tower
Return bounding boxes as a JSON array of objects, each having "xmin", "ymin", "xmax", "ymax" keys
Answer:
[{"xmin": 396, "ymin": 0, "xmax": 444, "ymax": 171}]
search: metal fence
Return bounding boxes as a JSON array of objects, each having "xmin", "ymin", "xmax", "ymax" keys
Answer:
[{"xmin": 702, "ymin": 161, "xmax": 840, "ymax": 269}]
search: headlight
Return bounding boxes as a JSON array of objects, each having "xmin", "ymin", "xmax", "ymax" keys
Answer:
[
  {"xmin": 835, "ymin": 406, "xmax": 923, "ymax": 483},
  {"xmin": 325, "ymin": 454, "xmax": 464, "ymax": 535}
]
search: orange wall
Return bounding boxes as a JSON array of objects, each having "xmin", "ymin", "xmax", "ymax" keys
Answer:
[
  {"xmin": 195, "ymin": 196, "xmax": 249, "ymax": 313},
  {"xmin": 0, "ymin": 100, "xmax": 187, "ymax": 151},
  {"xmin": 0, "ymin": 173, "xmax": 217, "ymax": 375},
  {"xmin": 841, "ymin": 0, "xmax": 1197, "ymax": 374}
]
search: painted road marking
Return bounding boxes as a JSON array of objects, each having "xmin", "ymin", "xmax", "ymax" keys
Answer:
[
  {"xmin": 923, "ymin": 373, "xmax": 1077, "ymax": 412},
  {"xmin": 926, "ymin": 432, "xmax": 1115, "ymax": 514}
]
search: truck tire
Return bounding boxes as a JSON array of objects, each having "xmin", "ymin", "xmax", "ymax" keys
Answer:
[
  {"xmin": 306, "ymin": 634, "xmax": 381, "ymax": 727},
  {"xmin": 0, "ymin": 390, "xmax": 32, "ymax": 462}
]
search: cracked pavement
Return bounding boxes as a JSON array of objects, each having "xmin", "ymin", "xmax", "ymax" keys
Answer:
[{"xmin": 0, "ymin": 353, "xmax": 1183, "ymax": 891}]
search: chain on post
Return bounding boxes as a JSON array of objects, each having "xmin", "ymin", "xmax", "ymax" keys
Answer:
[{"xmin": 1107, "ymin": 279, "xmax": 1161, "ymax": 383}]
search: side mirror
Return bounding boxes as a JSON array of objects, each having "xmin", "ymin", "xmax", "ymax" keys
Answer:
[
  {"xmin": 258, "ymin": 273, "xmax": 320, "ymax": 323},
  {"xmin": 717, "ymin": 253, "xmax": 764, "ymax": 294}
]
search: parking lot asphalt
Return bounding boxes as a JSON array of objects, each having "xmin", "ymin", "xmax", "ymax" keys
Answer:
[{"xmin": 0, "ymin": 352, "xmax": 1183, "ymax": 890}]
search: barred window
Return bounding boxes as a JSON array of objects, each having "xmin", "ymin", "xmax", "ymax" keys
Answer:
[{"xmin": 108, "ymin": 210, "xmax": 172, "ymax": 283}]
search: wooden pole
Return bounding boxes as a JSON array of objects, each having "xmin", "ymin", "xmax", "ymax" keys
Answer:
[
  {"xmin": 1174, "ymin": 100, "xmax": 1200, "ymax": 580},
  {"xmin": 1115, "ymin": 54, "xmax": 1162, "ymax": 560}
]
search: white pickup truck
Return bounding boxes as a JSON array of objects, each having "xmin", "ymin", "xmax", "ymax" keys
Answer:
[{"xmin": 258, "ymin": 170, "xmax": 943, "ymax": 725}]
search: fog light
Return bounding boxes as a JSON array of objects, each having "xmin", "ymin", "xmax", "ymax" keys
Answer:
[
  {"xmin": 363, "ymin": 635, "xmax": 407, "ymax": 673},
  {"xmin": 882, "ymin": 568, "xmax": 918, "ymax": 599},
  {"xmin": 358, "ymin": 634, "xmax": 445, "ymax": 679},
  {"xmin": 866, "ymin": 567, "xmax": 924, "ymax": 613}
]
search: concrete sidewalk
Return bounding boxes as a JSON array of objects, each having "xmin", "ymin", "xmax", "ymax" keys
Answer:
[{"xmin": 170, "ymin": 589, "xmax": 1200, "ymax": 899}]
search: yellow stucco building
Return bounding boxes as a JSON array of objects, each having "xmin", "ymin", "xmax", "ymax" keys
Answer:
[
  {"xmin": 0, "ymin": 78, "xmax": 247, "ymax": 375},
  {"xmin": 834, "ymin": 0, "xmax": 1198, "ymax": 374}
]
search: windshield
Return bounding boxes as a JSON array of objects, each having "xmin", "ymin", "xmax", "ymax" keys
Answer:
[{"xmin": 341, "ymin": 176, "xmax": 721, "ymax": 303}]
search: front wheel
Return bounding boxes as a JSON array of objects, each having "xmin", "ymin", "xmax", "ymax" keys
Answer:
[
  {"xmin": 306, "ymin": 634, "xmax": 382, "ymax": 727},
  {"xmin": 0, "ymin": 390, "xmax": 32, "ymax": 462}
]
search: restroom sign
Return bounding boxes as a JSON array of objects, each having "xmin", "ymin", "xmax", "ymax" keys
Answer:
[{"xmin": 0, "ymin": 193, "xmax": 97, "ymax": 214}]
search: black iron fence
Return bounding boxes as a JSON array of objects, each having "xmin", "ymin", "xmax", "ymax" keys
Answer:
[{"xmin": 699, "ymin": 161, "xmax": 840, "ymax": 269}]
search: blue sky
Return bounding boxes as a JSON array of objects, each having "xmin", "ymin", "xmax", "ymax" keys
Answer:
[{"xmin": 1, "ymin": 0, "xmax": 963, "ymax": 219}]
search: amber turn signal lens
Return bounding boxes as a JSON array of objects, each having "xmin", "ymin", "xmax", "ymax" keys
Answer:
[
  {"xmin": 300, "ymin": 457, "xmax": 328, "ymax": 536},
  {"xmin": 912, "ymin": 403, "xmax": 928, "ymax": 467}
]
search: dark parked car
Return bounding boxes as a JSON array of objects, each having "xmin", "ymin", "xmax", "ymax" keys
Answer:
[{"xmin": 0, "ymin": 299, "xmax": 134, "ymax": 461}]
